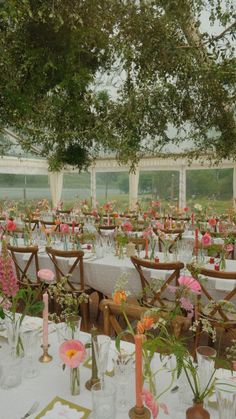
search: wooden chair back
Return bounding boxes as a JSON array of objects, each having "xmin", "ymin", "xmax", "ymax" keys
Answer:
[
  {"xmin": 99, "ymin": 299, "xmax": 190, "ymax": 340},
  {"xmin": 190, "ymin": 265, "xmax": 236, "ymax": 324},
  {"xmin": 40, "ymin": 220, "xmax": 60, "ymax": 231},
  {"xmin": 156, "ymin": 230, "xmax": 183, "ymax": 253},
  {"xmin": 45, "ymin": 247, "xmax": 85, "ymax": 291},
  {"xmin": 128, "ymin": 237, "xmax": 146, "ymax": 251},
  {"xmin": 7, "ymin": 245, "xmax": 40, "ymax": 286},
  {"xmin": 130, "ymin": 256, "xmax": 184, "ymax": 307},
  {"xmin": 99, "ymin": 299, "xmax": 146, "ymax": 340}
]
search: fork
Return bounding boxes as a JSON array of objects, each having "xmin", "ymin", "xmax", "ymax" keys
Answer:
[{"xmin": 20, "ymin": 401, "xmax": 39, "ymax": 419}]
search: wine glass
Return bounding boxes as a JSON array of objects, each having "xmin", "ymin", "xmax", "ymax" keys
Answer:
[{"xmin": 92, "ymin": 335, "xmax": 111, "ymax": 389}]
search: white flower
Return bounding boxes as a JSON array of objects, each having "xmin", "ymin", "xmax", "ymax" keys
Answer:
[{"xmin": 194, "ymin": 204, "xmax": 202, "ymax": 211}]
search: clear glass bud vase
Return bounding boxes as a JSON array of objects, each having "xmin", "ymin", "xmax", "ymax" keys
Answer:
[{"xmin": 70, "ymin": 367, "xmax": 80, "ymax": 395}]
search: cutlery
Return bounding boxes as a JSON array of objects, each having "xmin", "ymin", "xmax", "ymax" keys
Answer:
[{"xmin": 20, "ymin": 401, "xmax": 39, "ymax": 419}]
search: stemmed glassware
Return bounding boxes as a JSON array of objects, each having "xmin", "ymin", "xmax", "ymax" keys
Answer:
[{"xmin": 92, "ymin": 335, "xmax": 111, "ymax": 389}]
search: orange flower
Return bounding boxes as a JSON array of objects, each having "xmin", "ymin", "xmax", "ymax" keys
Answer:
[
  {"xmin": 113, "ymin": 290, "xmax": 127, "ymax": 305},
  {"xmin": 137, "ymin": 317, "xmax": 154, "ymax": 334}
]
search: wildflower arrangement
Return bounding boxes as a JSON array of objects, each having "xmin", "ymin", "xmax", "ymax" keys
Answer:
[{"xmin": 48, "ymin": 276, "xmax": 89, "ymax": 326}]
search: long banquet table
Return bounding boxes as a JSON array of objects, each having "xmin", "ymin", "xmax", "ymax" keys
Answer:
[
  {"xmin": 18, "ymin": 245, "xmax": 236, "ymax": 303},
  {"xmin": 0, "ymin": 319, "xmax": 230, "ymax": 419}
]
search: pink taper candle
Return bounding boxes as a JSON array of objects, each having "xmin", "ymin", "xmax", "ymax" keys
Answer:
[
  {"xmin": 43, "ymin": 292, "xmax": 49, "ymax": 347},
  {"xmin": 135, "ymin": 334, "xmax": 143, "ymax": 409}
]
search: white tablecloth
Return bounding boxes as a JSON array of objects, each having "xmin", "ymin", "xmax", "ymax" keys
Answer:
[
  {"xmin": 11, "ymin": 239, "xmax": 236, "ymax": 301},
  {"xmin": 0, "ymin": 326, "xmax": 223, "ymax": 419}
]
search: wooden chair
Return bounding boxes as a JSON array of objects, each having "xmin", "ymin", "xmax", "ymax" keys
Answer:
[
  {"xmin": 99, "ymin": 299, "xmax": 190, "ymax": 341},
  {"xmin": 23, "ymin": 218, "xmax": 39, "ymax": 231},
  {"xmin": 46, "ymin": 247, "xmax": 94, "ymax": 331},
  {"xmin": 7, "ymin": 244, "xmax": 40, "ymax": 287},
  {"xmin": 156, "ymin": 229, "xmax": 183, "ymax": 253},
  {"xmin": 128, "ymin": 237, "xmax": 146, "ymax": 251},
  {"xmin": 40, "ymin": 220, "xmax": 60, "ymax": 231},
  {"xmin": 130, "ymin": 256, "xmax": 184, "ymax": 308},
  {"xmin": 188, "ymin": 264, "xmax": 236, "ymax": 352}
]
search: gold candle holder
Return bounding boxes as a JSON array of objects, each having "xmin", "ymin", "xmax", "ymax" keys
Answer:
[
  {"xmin": 39, "ymin": 344, "xmax": 53, "ymax": 363},
  {"xmin": 129, "ymin": 405, "xmax": 151, "ymax": 419}
]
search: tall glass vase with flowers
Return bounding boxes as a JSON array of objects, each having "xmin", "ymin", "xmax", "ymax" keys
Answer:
[
  {"xmin": 48, "ymin": 276, "xmax": 88, "ymax": 342},
  {"xmin": 0, "ymin": 240, "xmax": 45, "ymax": 358},
  {"xmin": 115, "ymin": 233, "xmax": 129, "ymax": 259}
]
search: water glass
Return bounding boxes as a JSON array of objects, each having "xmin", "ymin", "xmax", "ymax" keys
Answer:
[
  {"xmin": 215, "ymin": 378, "xmax": 236, "ymax": 419},
  {"xmin": 93, "ymin": 335, "xmax": 111, "ymax": 388},
  {"xmin": 21, "ymin": 329, "xmax": 40, "ymax": 378},
  {"xmin": 0, "ymin": 350, "xmax": 22, "ymax": 389},
  {"xmin": 113, "ymin": 350, "xmax": 134, "ymax": 411},
  {"xmin": 92, "ymin": 381, "xmax": 116, "ymax": 419}
]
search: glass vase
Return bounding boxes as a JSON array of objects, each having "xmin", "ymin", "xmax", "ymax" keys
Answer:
[
  {"xmin": 215, "ymin": 378, "xmax": 236, "ymax": 419},
  {"xmin": 220, "ymin": 253, "xmax": 226, "ymax": 270},
  {"xmin": 163, "ymin": 244, "xmax": 170, "ymax": 262},
  {"xmin": 70, "ymin": 367, "xmax": 80, "ymax": 395},
  {"xmin": 118, "ymin": 244, "xmax": 124, "ymax": 259},
  {"xmin": 143, "ymin": 355, "xmax": 157, "ymax": 398},
  {"xmin": 149, "ymin": 239, "xmax": 156, "ymax": 261},
  {"xmin": 5, "ymin": 316, "xmax": 24, "ymax": 358}
]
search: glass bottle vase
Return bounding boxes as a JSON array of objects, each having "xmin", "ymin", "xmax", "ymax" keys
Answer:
[{"xmin": 70, "ymin": 367, "xmax": 80, "ymax": 395}]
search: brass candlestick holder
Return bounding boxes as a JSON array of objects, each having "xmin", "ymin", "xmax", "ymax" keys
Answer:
[
  {"xmin": 39, "ymin": 344, "xmax": 53, "ymax": 363},
  {"xmin": 85, "ymin": 327, "xmax": 100, "ymax": 390},
  {"xmin": 129, "ymin": 405, "xmax": 151, "ymax": 419}
]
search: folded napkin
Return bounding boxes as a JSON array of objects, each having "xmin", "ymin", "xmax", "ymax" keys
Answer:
[{"xmin": 35, "ymin": 398, "xmax": 91, "ymax": 419}]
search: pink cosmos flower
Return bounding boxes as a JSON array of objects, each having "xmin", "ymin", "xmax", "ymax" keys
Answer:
[
  {"xmin": 38, "ymin": 269, "xmax": 55, "ymax": 283},
  {"xmin": 178, "ymin": 275, "xmax": 201, "ymax": 294},
  {"xmin": 6, "ymin": 219, "xmax": 16, "ymax": 232},
  {"xmin": 156, "ymin": 221, "xmax": 164, "ymax": 230},
  {"xmin": 123, "ymin": 221, "xmax": 133, "ymax": 232},
  {"xmin": 59, "ymin": 340, "xmax": 87, "ymax": 368},
  {"xmin": 60, "ymin": 223, "xmax": 70, "ymax": 233},
  {"xmin": 201, "ymin": 232, "xmax": 211, "ymax": 246},
  {"xmin": 92, "ymin": 209, "xmax": 98, "ymax": 217}
]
